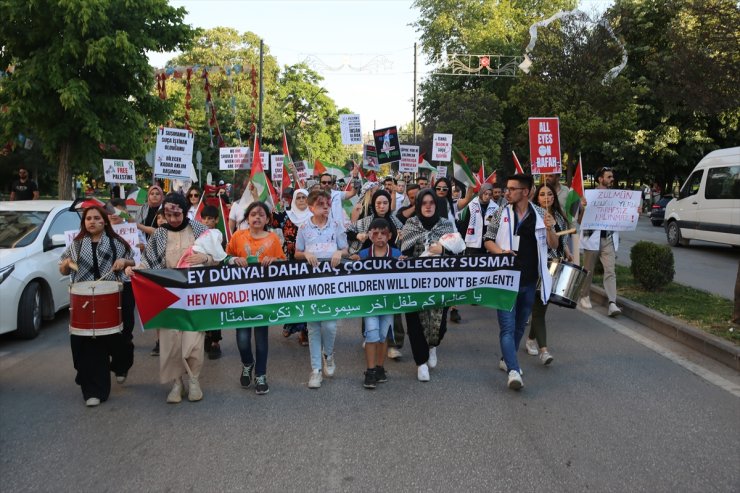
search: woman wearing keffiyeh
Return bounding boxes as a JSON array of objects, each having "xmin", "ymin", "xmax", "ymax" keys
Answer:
[
  {"xmin": 59, "ymin": 206, "xmax": 136, "ymax": 407},
  {"xmin": 126, "ymin": 192, "xmax": 216, "ymax": 404},
  {"xmin": 399, "ymin": 189, "xmax": 455, "ymax": 382}
]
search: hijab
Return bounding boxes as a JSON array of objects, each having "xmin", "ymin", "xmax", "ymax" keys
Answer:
[
  {"xmin": 434, "ymin": 177, "xmax": 455, "ymax": 218},
  {"xmin": 415, "ymin": 188, "xmax": 441, "ymax": 230},
  {"xmin": 287, "ymin": 188, "xmax": 313, "ymax": 226}
]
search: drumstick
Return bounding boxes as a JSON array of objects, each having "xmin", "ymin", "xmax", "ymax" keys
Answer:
[
  {"xmin": 93, "ymin": 268, "xmax": 115, "ymax": 283},
  {"xmin": 555, "ymin": 228, "xmax": 576, "ymax": 237},
  {"xmin": 68, "ymin": 261, "xmax": 79, "ymax": 271}
]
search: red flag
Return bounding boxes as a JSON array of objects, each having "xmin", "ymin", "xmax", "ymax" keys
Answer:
[
  {"xmin": 512, "ymin": 151, "xmax": 524, "ymax": 174},
  {"xmin": 313, "ymin": 159, "xmax": 327, "ymax": 176},
  {"xmin": 485, "ymin": 170, "xmax": 497, "ymax": 185},
  {"xmin": 473, "ymin": 161, "xmax": 485, "ymax": 192}
]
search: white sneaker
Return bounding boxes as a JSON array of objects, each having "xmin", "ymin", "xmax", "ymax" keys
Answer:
[
  {"xmin": 498, "ymin": 358, "xmax": 523, "ymax": 376},
  {"xmin": 387, "ymin": 347, "xmax": 402, "ymax": 359},
  {"xmin": 428, "ymin": 347, "xmax": 437, "ymax": 369},
  {"xmin": 166, "ymin": 378, "xmax": 185, "ymax": 404},
  {"xmin": 507, "ymin": 370, "xmax": 523, "ymax": 390},
  {"xmin": 323, "ymin": 354, "xmax": 336, "ymax": 377},
  {"xmin": 608, "ymin": 302, "xmax": 622, "ymax": 317},
  {"xmin": 579, "ymin": 297, "xmax": 592, "ymax": 309},
  {"xmin": 85, "ymin": 397, "xmax": 100, "ymax": 407},
  {"xmin": 188, "ymin": 376, "xmax": 203, "ymax": 402},
  {"xmin": 308, "ymin": 369, "xmax": 322, "ymax": 389},
  {"xmin": 539, "ymin": 350, "xmax": 553, "ymax": 365},
  {"xmin": 525, "ymin": 338, "xmax": 539, "ymax": 356},
  {"xmin": 417, "ymin": 363, "xmax": 430, "ymax": 382}
]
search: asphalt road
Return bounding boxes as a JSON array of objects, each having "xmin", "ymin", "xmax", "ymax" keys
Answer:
[
  {"xmin": 607, "ymin": 216, "xmax": 739, "ymax": 299},
  {"xmin": 1, "ymin": 306, "xmax": 738, "ymax": 492}
]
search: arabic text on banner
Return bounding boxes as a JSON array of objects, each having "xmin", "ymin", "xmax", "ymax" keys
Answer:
[{"xmin": 131, "ymin": 255, "xmax": 520, "ymax": 330}]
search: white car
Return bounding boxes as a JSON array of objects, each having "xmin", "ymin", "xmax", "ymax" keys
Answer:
[{"xmin": 0, "ymin": 200, "xmax": 80, "ymax": 338}]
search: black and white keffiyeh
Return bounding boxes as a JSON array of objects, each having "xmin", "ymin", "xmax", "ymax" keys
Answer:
[
  {"xmin": 400, "ymin": 216, "xmax": 455, "ymax": 256},
  {"xmin": 140, "ymin": 220, "xmax": 208, "ymax": 269},
  {"xmin": 60, "ymin": 234, "xmax": 133, "ymax": 283},
  {"xmin": 347, "ymin": 213, "xmax": 404, "ymax": 254}
]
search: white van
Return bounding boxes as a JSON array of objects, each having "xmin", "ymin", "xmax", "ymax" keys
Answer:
[{"xmin": 664, "ymin": 147, "xmax": 740, "ymax": 247}]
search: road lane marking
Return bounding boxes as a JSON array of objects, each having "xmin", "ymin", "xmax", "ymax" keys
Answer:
[{"xmin": 581, "ymin": 308, "xmax": 740, "ymax": 398}]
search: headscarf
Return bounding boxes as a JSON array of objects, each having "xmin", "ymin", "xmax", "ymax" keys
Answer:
[
  {"xmin": 415, "ymin": 188, "xmax": 442, "ymax": 230},
  {"xmin": 161, "ymin": 192, "xmax": 192, "ymax": 232},
  {"xmin": 287, "ymin": 188, "xmax": 313, "ymax": 226},
  {"xmin": 370, "ymin": 189, "xmax": 392, "ymax": 218},
  {"xmin": 434, "ymin": 177, "xmax": 455, "ymax": 218},
  {"xmin": 147, "ymin": 185, "xmax": 164, "ymax": 207},
  {"xmin": 479, "ymin": 183, "xmax": 494, "ymax": 203}
]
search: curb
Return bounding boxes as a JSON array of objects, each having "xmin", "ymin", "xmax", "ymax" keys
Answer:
[{"xmin": 590, "ymin": 286, "xmax": 740, "ymax": 372}]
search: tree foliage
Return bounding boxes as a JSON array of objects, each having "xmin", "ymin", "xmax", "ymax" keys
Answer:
[{"xmin": 0, "ymin": 0, "xmax": 195, "ymax": 198}]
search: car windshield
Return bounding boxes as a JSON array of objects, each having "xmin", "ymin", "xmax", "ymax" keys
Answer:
[{"xmin": 0, "ymin": 211, "xmax": 50, "ymax": 248}]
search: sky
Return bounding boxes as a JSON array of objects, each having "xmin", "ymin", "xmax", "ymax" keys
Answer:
[{"xmin": 148, "ymin": 0, "xmax": 612, "ymax": 139}]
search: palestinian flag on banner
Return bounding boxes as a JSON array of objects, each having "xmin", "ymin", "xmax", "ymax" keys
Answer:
[
  {"xmin": 452, "ymin": 146, "xmax": 476, "ymax": 188},
  {"xmin": 250, "ymin": 136, "xmax": 279, "ymax": 210},
  {"xmin": 314, "ymin": 159, "xmax": 347, "ymax": 179},
  {"xmin": 564, "ymin": 155, "xmax": 585, "ymax": 223},
  {"xmin": 126, "ymin": 187, "xmax": 148, "ymax": 207},
  {"xmin": 512, "ymin": 151, "xmax": 525, "ymax": 174}
]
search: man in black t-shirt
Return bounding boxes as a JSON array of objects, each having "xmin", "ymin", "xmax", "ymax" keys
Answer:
[
  {"xmin": 10, "ymin": 167, "xmax": 39, "ymax": 200},
  {"xmin": 484, "ymin": 174, "xmax": 558, "ymax": 390}
]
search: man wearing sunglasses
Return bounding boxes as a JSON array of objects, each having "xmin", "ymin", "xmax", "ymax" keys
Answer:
[{"xmin": 579, "ymin": 167, "xmax": 622, "ymax": 317}]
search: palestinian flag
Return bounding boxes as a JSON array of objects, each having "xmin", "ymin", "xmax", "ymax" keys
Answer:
[
  {"xmin": 314, "ymin": 159, "xmax": 347, "ymax": 179},
  {"xmin": 418, "ymin": 153, "xmax": 436, "ymax": 173},
  {"xmin": 486, "ymin": 170, "xmax": 497, "ymax": 185},
  {"xmin": 452, "ymin": 146, "xmax": 476, "ymax": 188},
  {"xmin": 474, "ymin": 161, "xmax": 485, "ymax": 192},
  {"xmin": 75, "ymin": 197, "xmax": 106, "ymax": 210},
  {"xmin": 512, "ymin": 151, "xmax": 525, "ymax": 174},
  {"xmin": 564, "ymin": 155, "xmax": 584, "ymax": 223},
  {"xmin": 126, "ymin": 187, "xmax": 148, "ymax": 207},
  {"xmin": 250, "ymin": 136, "xmax": 278, "ymax": 210}
]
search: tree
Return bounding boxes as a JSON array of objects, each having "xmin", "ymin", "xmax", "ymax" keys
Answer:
[{"xmin": 0, "ymin": 0, "xmax": 194, "ymax": 199}]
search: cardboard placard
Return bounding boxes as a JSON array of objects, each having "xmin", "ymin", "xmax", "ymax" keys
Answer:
[
  {"xmin": 154, "ymin": 127, "xmax": 194, "ymax": 179},
  {"xmin": 219, "ymin": 147, "xmax": 250, "ymax": 171},
  {"xmin": 103, "ymin": 159, "xmax": 136, "ymax": 184},
  {"xmin": 581, "ymin": 189, "xmax": 641, "ymax": 231},
  {"xmin": 432, "ymin": 133, "xmax": 452, "ymax": 162},
  {"xmin": 339, "ymin": 114, "xmax": 363, "ymax": 145},
  {"xmin": 373, "ymin": 126, "xmax": 401, "ymax": 165},
  {"xmin": 399, "ymin": 145, "xmax": 419, "ymax": 173},
  {"xmin": 528, "ymin": 117, "xmax": 561, "ymax": 174}
]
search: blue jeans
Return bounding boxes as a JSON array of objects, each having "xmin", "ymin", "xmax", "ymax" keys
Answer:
[
  {"xmin": 497, "ymin": 282, "xmax": 537, "ymax": 373},
  {"xmin": 363, "ymin": 315, "xmax": 393, "ymax": 343},
  {"xmin": 236, "ymin": 326, "xmax": 268, "ymax": 376},
  {"xmin": 307, "ymin": 320, "xmax": 337, "ymax": 371}
]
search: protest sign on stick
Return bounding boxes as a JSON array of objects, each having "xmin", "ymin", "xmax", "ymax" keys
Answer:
[
  {"xmin": 103, "ymin": 159, "xmax": 136, "ymax": 184},
  {"xmin": 581, "ymin": 189, "xmax": 641, "ymax": 231},
  {"xmin": 432, "ymin": 133, "xmax": 452, "ymax": 162},
  {"xmin": 154, "ymin": 127, "xmax": 194, "ymax": 179}
]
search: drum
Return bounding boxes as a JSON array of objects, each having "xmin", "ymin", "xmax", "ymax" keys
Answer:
[
  {"xmin": 547, "ymin": 259, "xmax": 589, "ymax": 309},
  {"xmin": 69, "ymin": 281, "xmax": 123, "ymax": 336}
]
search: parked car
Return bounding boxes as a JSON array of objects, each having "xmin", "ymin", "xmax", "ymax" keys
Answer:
[
  {"xmin": 649, "ymin": 195, "xmax": 674, "ymax": 227},
  {"xmin": 664, "ymin": 147, "xmax": 740, "ymax": 247},
  {"xmin": 0, "ymin": 201, "xmax": 80, "ymax": 338}
]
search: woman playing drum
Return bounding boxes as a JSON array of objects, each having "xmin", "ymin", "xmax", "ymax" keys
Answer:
[
  {"xmin": 59, "ymin": 206, "xmax": 136, "ymax": 407},
  {"xmin": 524, "ymin": 183, "xmax": 572, "ymax": 365},
  {"xmin": 126, "ymin": 192, "xmax": 216, "ymax": 404}
]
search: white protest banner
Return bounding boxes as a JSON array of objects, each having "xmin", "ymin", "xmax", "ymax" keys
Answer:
[
  {"xmin": 339, "ymin": 114, "xmax": 363, "ymax": 145},
  {"xmin": 399, "ymin": 145, "xmax": 419, "ymax": 173},
  {"xmin": 271, "ymin": 155, "xmax": 284, "ymax": 182},
  {"xmin": 154, "ymin": 127, "xmax": 194, "ymax": 179},
  {"xmin": 581, "ymin": 189, "xmax": 642, "ymax": 231},
  {"xmin": 294, "ymin": 160, "xmax": 309, "ymax": 181},
  {"xmin": 102, "ymin": 159, "xmax": 136, "ymax": 184},
  {"xmin": 65, "ymin": 223, "xmax": 142, "ymax": 264},
  {"xmin": 219, "ymin": 147, "xmax": 250, "ymax": 170},
  {"xmin": 436, "ymin": 166, "xmax": 448, "ymax": 178},
  {"xmin": 432, "ymin": 133, "xmax": 453, "ymax": 162}
]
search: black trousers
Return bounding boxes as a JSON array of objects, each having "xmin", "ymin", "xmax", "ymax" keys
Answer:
[{"xmin": 71, "ymin": 333, "xmax": 128, "ymax": 401}]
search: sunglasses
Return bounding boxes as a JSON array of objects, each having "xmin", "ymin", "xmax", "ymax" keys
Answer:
[
  {"xmin": 320, "ymin": 181, "xmax": 333, "ymax": 185},
  {"xmin": 435, "ymin": 187, "xmax": 448, "ymax": 192},
  {"xmin": 188, "ymin": 193, "xmax": 199, "ymax": 197}
]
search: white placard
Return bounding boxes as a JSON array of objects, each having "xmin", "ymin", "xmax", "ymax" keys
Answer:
[
  {"xmin": 102, "ymin": 159, "xmax": 136, "ymax": 184},
  {"xmin": 219, "ymin": 147, "xmax": 250, "ymax": 170},
  {"xmin": 432, "ymin": 133, "xmax": 453, "ymax": 162},
  {"xmin": 399, "ymin": 145, "xmax": 419, "ymax": 173},
  {"xmin": 339, "ymin": 114, "xmax": 363, "ymax": 145},
  {"xmin": 154, "ymin": 127, "xmax": 194, "ymax": 179},
  {"xmin": 581, "ymin": 189, "xmax": 642, "ymax": 232},
  {"xmin": 436, "ymin": 166, "xmax": 448, "ymax": 178},
  {"xmin": 294, "ymin": 160, "xmax": 309, "ymax": 181},
  {"xmin": 271, "ymin": 155, "xmax": 285, "ymax": 182},
  {"xmin": 259, "ymin": 151, "xmax": 270, "ymax": 170},
  {"xmin": 65, "ymin": 223, "xmax": 142, "ymax": 264}
]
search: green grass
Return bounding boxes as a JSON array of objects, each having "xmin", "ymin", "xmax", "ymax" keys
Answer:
[{"xmin": 594, "ymin": 265, "xmax": 739, "ymax": 344}]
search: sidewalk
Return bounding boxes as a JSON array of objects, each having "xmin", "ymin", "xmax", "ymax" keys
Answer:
[{"xmin": 590, "ymin": 286, "xmax": 740, "ymax": 371}]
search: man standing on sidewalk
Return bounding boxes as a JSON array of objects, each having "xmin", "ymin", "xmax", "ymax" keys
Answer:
[
  {"xmin": 10, "ymin": 167, "xmax": 39, "ymax": 200},
  {"xmin": 579, "ymin": 167, "xmax": 622, "ymax": 317}
]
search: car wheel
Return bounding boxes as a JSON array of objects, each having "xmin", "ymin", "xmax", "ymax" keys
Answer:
[
  {"xmin": 17, "ymin": 282, "xmax": 42, "ymax": 339},
  {"xmin": 651, "ymin": 220, "xmax": 663, "ymax": 227},
  {"xmin": 666, "ymin": 221, "xmax": 688, "ymax": 247}
]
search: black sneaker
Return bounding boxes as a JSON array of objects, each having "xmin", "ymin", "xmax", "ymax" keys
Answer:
[
  {"xmin": 363, "ymin": 369, "xmax": 377, "ymax": 389},
  {"xmin": 208, "ymin": 342, "xmax": 222, "ymax": 360},
  {"xmin": 375, "ymin": 366, "xmax": 388, "ymax": 383},
  {"xmin": 150, "ymin": 341, "xmax": 160, "ymax": 356},
  {"xmin": 240, "ymin": 364, "xmax": 254, "ymax": 388},
  {"xmin": 255, "ymin": 375, "xmax": 269, "ymax": 395},
  {"xmin": 450, "ymin": 308, "xmax": 461, "ymax": 323}
]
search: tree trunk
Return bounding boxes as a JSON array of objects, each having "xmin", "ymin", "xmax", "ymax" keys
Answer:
[{"xmin": 58, "ymin": 141, "xmax": 73, "ymax": 200}]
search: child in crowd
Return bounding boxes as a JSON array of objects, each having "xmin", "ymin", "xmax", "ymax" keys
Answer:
[
  {"xmin": 225, "ymin": 202, "xmax": 286, "ymax": 395},
  {"xmin": 357, "ymin": 218, "xmax": 402, "ymax": 389},
  {"xmin": 197, "ymin": 205, "xmax": 228, "ymax": 359},
  {"xmin": 295, "ymin": 190, "xmax": 349, "ymax": 389}
]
